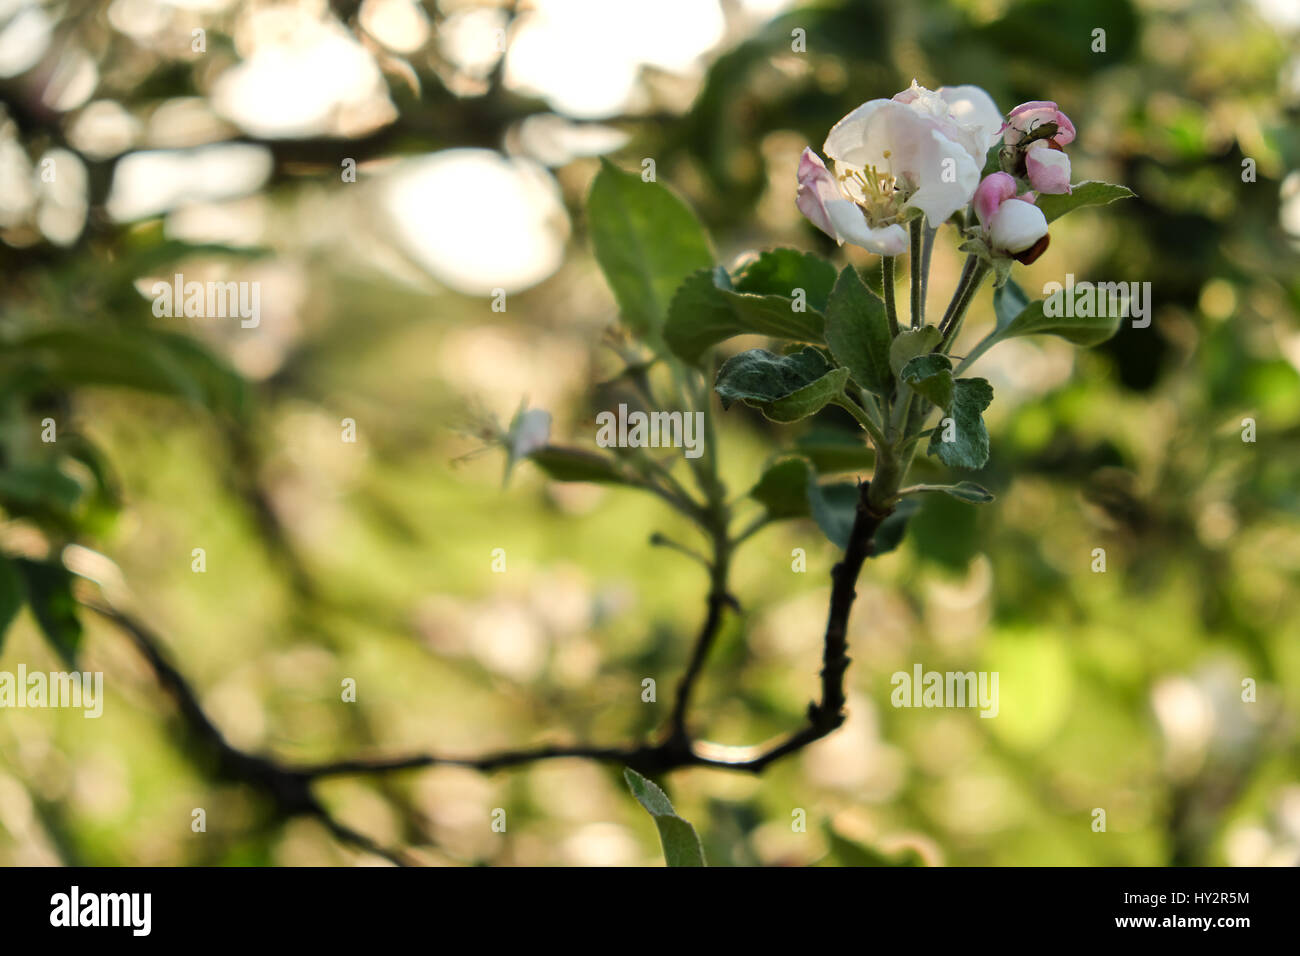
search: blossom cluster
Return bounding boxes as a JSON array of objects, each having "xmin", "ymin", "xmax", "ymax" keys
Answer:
[{"xmin": 797, "ymin": 82, "xmax": 1078, "ymax": 265}]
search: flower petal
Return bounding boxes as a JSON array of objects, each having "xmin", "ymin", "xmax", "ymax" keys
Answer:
[
  {"xmin": 973, "ymin": 171, "xmax": 1018, "ymax": 230},
  {"xmin": 989, "ymin": 198, "xmax": 1048, "ymax": 253},
  {"xmin": 937, "ymin": 84, "xmax": 1004, "ymax": 152},
  {"xmin": 824, "ymin": 199, "xmax": 908, "ymax": 255},
  {"xmin": 1024, "ymin": 141, "xmax": 1072, "ymax": 194},
  {"xmin": 795, "ymin": 147, "xmax": 840, "ymax": 238}
]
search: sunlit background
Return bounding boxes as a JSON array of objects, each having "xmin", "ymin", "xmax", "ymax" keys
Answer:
[{"xmin": 1, "ymin": 0, "xmax": 1299, "ymax": 865}]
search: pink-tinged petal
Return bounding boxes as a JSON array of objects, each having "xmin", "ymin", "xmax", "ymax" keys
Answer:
[
  {"xmin": 988, "ymin": 198, "xmax": 1048, "ymax": 254},
  {"xmin": 824, "ymin": 199, "xmax": 908, "ymax": 255},
  {"xmin": 1003, "ymin": 101, "xmax": 1064, "ymax": 146},
  {"xmin": 1051, "ymin": 109, "xmax": 1076, "ymax": 145},
  {"xmin": 973, "ymin": 171, "xmax": 1018, "ymax": 230},
  {"xmin": 795, "ymin": 147, "xmax": 840, "ymax": 239},
  {"xmin": 1024, "ymin": 141, "xmax": 1072, "ymax": 194}
]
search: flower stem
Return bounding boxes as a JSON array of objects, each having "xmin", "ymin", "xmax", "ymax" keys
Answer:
[
  {"xmin": 939, "ymin": 257, "xmax": 991, "ymax": 352},
  {"xmin": 938, "ymin": 254, "xmax": 978, "ymax": 337},
  {"xmin": 881, "ymin": 255, "xmax": 900, "ymax": 338},
  {"xmin": 909, "ymin": 218, "xmax": 925, "ymax": 328}
]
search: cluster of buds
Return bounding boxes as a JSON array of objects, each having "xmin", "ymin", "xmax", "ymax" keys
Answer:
[{"xmin": 972, "ymin": 101, "xmax": 1076, "ymax": 265}]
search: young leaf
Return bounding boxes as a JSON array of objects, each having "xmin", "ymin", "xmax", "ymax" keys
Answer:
[
  {"xmin": 908, "ymin": 481, "xmax": 996, "ymax": 503},
  {"xmin": 795, "ymin": 428, "xmax": 876, "ymax": 473},
  {"xmin": 993, "ymin": 278, "xmax": 1030, "ymax": 331},
  {"xmin": 824, "ymin": 265, "xmax": 893, "ymax": 396},
  {"xmin": 994, "ymin": 298, "xmax": 1121, "ymax": 346},
  {"xmin": 714, "ymin": 347, "xmax": 848, "ymax": 424},
  {"xmin": 15, "ymin": 559, "xmax": 83, "ymax": 666},
  {"xmin": 664, "ymin": 268, "xmax": 825, "ymax": 365},
  {"xmin": 0, "ymin": 556, "xmax": 23, "ymax": 654},
  {"xmin": 873, "ymin": 498, "xmax": 920, "ymax": 555},
  {"xmin": 899, "ymin": 354, "xmax": 954, "ymax": 409},
  {"xmin": 1035, "ymin": 181, "xmax": 1135, "ymax": 224},
  {"xmin": 587, "ymin": 160, "xmax": 714, "ymax": 345},
  {"xmin": 528, "ymin": 447, "xmax": 630, "ymax": 485},
  {"xmin": 806, "ymin": 477, "xmax": 917, "ymax": 554},
  {"xmin": 733, "ymin": 248, "xmax": 837, "ymax": 312},
  {"xmin": 623, "ymin": 768, "xmax": 706, "ymax": 867},
  {"xmin": 889, "ymin": 326, "xmax": 942, "ymax": 377},
  {"xmin": 750, "ymin": 457, "xmax": 813, "ymax": 519},
  {"xmin": 927, "ymin": 377, "xmax": 994, "ymax": 470},
  {"xmin": 805, "ymin": 477, "xmax": 860, "ymax": 551},
  {"xmin": 960, "ymin": 286, "xmax": 1120, "ymax": 372}
]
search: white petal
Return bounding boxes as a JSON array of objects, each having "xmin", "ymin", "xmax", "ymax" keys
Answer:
[
  {"xmin": 938, "ymin": 85, "xmax": 1003, "ymax": 151},
  {"xmin": 823, "ymin": 98, "xmax": 892, "ymax": 165},
  {"xmin": 824, "ymin": 199, "xmax": 907, "ymax": 255},
  {"xmin": 989, "ymin": 198, "xmax": 1048, "ymax": 253},
  {"xmin": 904, "ymin": 127, "xmax": 981, "ymax": 224}
]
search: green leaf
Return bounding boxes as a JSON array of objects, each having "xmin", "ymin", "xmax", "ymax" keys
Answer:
[
  {"xmin": 714, "ymin": 347, "xmax": 848, "ymax": 424},
  {"xmin": 664, "ymin": 267, "xmax": 826, "ymax": 366},
  {"xmin": 15, "ymin": 559, "xmax": 82, "ymax": 666},
  {"xmin": 824, "ymin": 266, "xmax": 893, "ymax": 396},
  {"xmin": 5, "ymin": 328, "xmax": 250, "ymax": 421},
  {"xmin": 528, "ymin": 447, "xmax": 629, "ymax": 484},
  {"xmin": 732, "ymin": 248, "xmax": 837, "ymax": 312},
  {"xmin": 0, "ymin": 556, "xmax": 23, "ymax": 654},
  {"xmin": 805, "ymin": 477, "xmax": 859, "ymax": 550},
  {"xmin": 889, "ymin": 326, "xmax": 942, "ymax": 378},
  {"xmin": 961, "ymin": 281, "xmax": 1121, "ymax": 371},
  {"xmin": 911, "ymin": 481, "xmax": 996, "ymax": 504},
  {"xmin": 928, "ymin": 378, "xmax": 994, "ymax": 470},
  {"xmin": 750, "ymin": 457, "xmax": 813, "ymax": 519},
  {"xmin": 1035, "ymin": 181, "xmax": 1136, "ymax": 224},
  {"xmin": 1000, "ymin": 297, "xmax": 1122, "ymax": 346},
  {"xmin": 874, "ymin": 498, "xmax": 920, "ymax": 555},
  {"xmin": 623, "ymin": 768, "xmax": 706, "ymax": 867},
  {"xmin": 900, "ymin": 354, "xmax": 954, "ymax": 409},
  {"xmin": 795, "ymin": 428, "xmax": 876, "ymax": 473},
  {"xmin": 587, "ymin": 160, "xmax": 714, "ymax": 345},
  {"xmin": 806, "ymin": 477, "xmax": 917, "ymax": 554},
  {"xmin": 993, "ymin": 278, "xmax": 1031, "ymax": 332},
  {"xmin": 0, "ymin": 463, "xmax": 85, "ymax": 517}
]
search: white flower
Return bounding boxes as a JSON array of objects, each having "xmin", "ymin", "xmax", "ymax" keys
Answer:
[{"xmin": 823, "ymin": 81, "xmax": 999, "ymax": 225}]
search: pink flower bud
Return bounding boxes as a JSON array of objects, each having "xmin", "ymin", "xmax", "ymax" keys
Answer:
[
  {"xmin": 973, "ymin": 172, "xmax": 1018, "ymax": 231},
  {"xmin": 1002, "ymin": 101, "xmax": 1075, "ymax": 147},
  {"xmin": 1024, "ymin": 141, "xmax": 1072, "ymax": 194}
]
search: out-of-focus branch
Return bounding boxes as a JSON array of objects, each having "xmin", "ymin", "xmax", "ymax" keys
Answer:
[{"xmin": 78, "ymin": 481, "xmax": 889, "ymax": 860}]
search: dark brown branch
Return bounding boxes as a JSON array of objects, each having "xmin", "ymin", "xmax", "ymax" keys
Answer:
[
  {"xmin": 85, "ymin": 600, "xmax": 412, "ymax": 866},
  {"xmin": 77, "ymin": 479, "xmax": 890, "ymax": 862}
]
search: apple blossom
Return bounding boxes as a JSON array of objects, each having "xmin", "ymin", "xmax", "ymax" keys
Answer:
[{"xmin": 797, "ymin": 81, "xmax": 1003, "ymax": 255}]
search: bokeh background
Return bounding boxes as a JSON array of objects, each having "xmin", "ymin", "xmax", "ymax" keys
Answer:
[{"xmin": 1, "ymin": 0, "xmax": 1298, "ymax": 866}]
